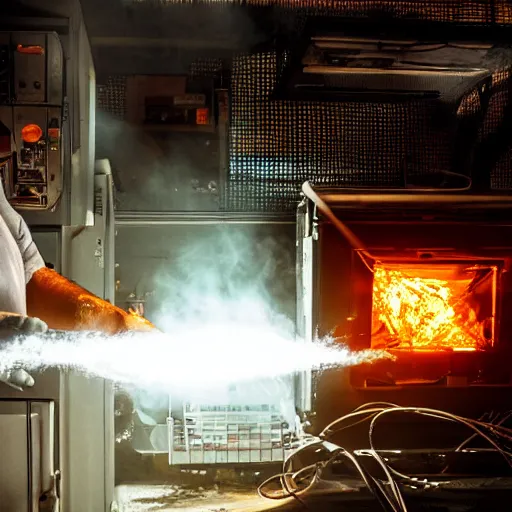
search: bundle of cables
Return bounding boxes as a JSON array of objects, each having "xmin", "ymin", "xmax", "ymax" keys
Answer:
[{"xmin": 257, "ymin": 403, "xmax": 512, "ymax": 512}]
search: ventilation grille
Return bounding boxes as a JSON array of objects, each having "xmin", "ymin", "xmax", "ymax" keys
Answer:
[
  {"xmin": 123, "ymin": 0, "xmax": 512, "ymax": 25},
  {"xmin": 97, "ymin": 76, "xmax": 127, "ymax": 119},
  {"xmin": 0, "ymin": 44, "xmax": 10, "ymax": 105},
  {"xmin": 97, "ymin": 60, "xmax": 512, "ymax": 212},
  {"xmin": 189, "ymin": 58, "xmax": 225, "ymax": 78},
  {"xmin": 94, "ymin": 188, "xmax": 103, "ymax": 216},
  {"xmin": 227, "ymin": 52, "xmax": 464, "ymax": 211},
  {"xmin": 96, "ymin": 1, "xmax": 512, "ymax": 213}
]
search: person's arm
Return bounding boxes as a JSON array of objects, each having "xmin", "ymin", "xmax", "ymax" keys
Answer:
[
  {"xmin": 26, "ymin": 267, "xmax": 155, "ymax": 334},
  {"xmin": 0, "ymin": 180, "xmax": 152, "ymax": 334}
]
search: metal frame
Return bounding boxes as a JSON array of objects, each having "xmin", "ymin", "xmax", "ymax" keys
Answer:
[
  {"xmin": 115, "ymin": 211, "xmax": 295, "ymax": 225},
  {"xmin": 167, "ymin": 412, "xmax": 290, "ymax": 466},
  {"xmin": 0, "ymin": 398, "xmax": 57, "ymax": 512}
]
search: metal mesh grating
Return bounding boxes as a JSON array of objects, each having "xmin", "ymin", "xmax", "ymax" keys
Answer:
[
  {"xmin": 97, "ymin": 76, "xmax": 127, "ymax": 119},
  {"xmin": 97, "ymin": 0, "xmax": 512, "ymax": 213},
  {"xmin": 125, "ymin": 1, "xmax": 512, "ymax": 24},
  {"xmin": 485, "ymin": 70, "xmax": 512, "ymax": 189},
  {"xmin": 494, "ymin": 146, "xmax": 512, "ymax": 189},
  {"xmin": 96, "ymin": 63, "xmax": 512, "ymax": 211},
  {"xmin": 0, "ymin": 44, "xmax": 10, "ymax": 105},
  {"xmin": 271, "ymin": 0, "xmax": 503, "ymax": 23},
  {"xmin": 227, "ymin": 52, "xmax": 456, "ymax": 211},
  {"xmin": 189, "ymin": 58, "xmax": 225, "ymax": 78}
]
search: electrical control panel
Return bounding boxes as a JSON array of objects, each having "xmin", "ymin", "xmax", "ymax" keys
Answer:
[{"xmin": 0, "ymin": 31, "xmax": 63, "ymax": 211}]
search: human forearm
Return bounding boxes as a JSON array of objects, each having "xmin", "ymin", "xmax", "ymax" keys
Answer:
[{"xmin": 26, "ymin": 267, "xmax": 155, "ymax": 334}]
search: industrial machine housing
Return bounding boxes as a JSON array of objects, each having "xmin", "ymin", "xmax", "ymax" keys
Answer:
[
  {"xmin": 0, "ymin": 3, "xmax": 112, "ymax": 511},
  {"xmin": 3, "ymin": 0, "xmax": 512, "ymax": 510},
  {"xmin": 296, "ymin": 187, "xmax": 512, "ymax": 435},
  {"xmin": 0, "ymin": 31, "xmax": 63, "ymax": 211}
]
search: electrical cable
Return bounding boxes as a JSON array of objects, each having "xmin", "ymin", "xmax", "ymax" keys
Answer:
[
  {"xmin": 258, "ymin": 404, "xmax": 512, "ymax": 512},
  {"xmin": 259, "ymin": 409, "xmax": 406, "ymax": 509},
  {"xmin": 404, "ymin": 170, "xmax": 472, "ymax": 192},
  {"xmin": 280, "ymin": 468, "xmax": 313, "ymax": 511},
  {"xmin": 455, "ymin": 411, "xmax": 512, "ymax": 452},
  {"xmin": 368, "ymin": 407, "xmax": 512, "ymax": 467},
  {"xmin": 441, "ymin": 410, "xmax": 512, "ymax": 474},
  {"xmin": 436, "ymin": 170, "xmax": 473, "ymax": 190},
  {"xmin": 354, "ymin": 402, "xmax": 402, "ymax": 412}
]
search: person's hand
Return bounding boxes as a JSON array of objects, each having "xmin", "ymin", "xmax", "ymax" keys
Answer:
[
  {"xmin": 0, "ymin": 312, "xmax": 48, "ymax": 339},
  {"xmin": 0, "ymin": 312, "xmax": 48, "ymax": 390}
]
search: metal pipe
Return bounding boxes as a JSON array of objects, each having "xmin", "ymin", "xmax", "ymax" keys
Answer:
[
  {"xmin": 492, "ymin": 266, "xmax": 498, "ymax": 348},
  {"xmin": 303, "ymin": 65, "xmax": 488, "ymax": 76},
  {"xmin": 301, "ymin": 182, "xmax": 374, "ymax": 264},
  {"xmin": 316, "ymin": 192, "xmax": 512, "ymax": 206}
]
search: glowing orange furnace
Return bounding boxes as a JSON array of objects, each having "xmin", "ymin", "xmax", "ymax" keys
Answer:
[{"xmin": 370, "ymin": 263, "xmax": 498, "ymax": 352}]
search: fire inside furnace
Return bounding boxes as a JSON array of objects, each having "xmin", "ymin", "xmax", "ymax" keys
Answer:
[{"xmin": 370, "ymin": 263, "xmax": 497, "ymax": 351}]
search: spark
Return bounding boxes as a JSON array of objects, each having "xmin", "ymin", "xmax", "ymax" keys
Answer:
[{"xmin": 0, "ymin": 326, "xmax": 390, "ymax": 394}]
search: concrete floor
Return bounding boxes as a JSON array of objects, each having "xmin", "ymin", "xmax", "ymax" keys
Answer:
[
  {"xmin": 114, "ymin": 438, "xmax": 512, "ymax": 512},
  {"xmin": 115, "ymin": 441, "xmax": 291, "ymax": 512},
  {"xmin": 114, "ymin": 484, "xmax": 286, "ymax": 512}
]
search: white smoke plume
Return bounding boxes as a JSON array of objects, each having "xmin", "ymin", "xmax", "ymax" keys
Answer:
[
  {"xmin": 110, "ymin": 227, "xmax": 391, "ymax": 415},
  {"xmin": 0, "ymin": 329, "xmax": 390, "ymax": 397}
]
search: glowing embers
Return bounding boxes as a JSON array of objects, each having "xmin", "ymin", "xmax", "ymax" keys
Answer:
[{"xmin": 371, "ymin": 263, "xmax": 497, "ymax": 351}]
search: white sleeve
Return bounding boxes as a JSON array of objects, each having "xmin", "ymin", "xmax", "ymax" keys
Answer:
[{"xmin": 0, "ymin": 183, "xmax": 45, "ymax": 283}]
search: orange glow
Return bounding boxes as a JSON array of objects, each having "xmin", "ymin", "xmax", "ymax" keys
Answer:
[
  {"xmin": 196, "ymin": 108, "xmax": 209, "ymax": 125},
  {"xmin": 371, "ymin": 264, "xmax": 493, "ymax": 351},
  {"xmin": 16, "ymin": 44, "xmax": 44, "ymax": 55},
  {"xmin": 21, "ymin": 124, "xmax": 43, "ymax": 143}
]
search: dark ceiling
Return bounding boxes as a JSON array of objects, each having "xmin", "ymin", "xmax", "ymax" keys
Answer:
[
  {"xmin": 0, "ymin": 0, "xmax": 276, "ymax": 78},
  {"xmin": 79, "ymin": 0, "xmax": 275, "ymax": 78}
]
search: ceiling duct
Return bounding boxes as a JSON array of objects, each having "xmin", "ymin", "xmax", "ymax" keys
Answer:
[{"xmin": 274, "ymin": 31, "xmax": 502, "ymax": 103}]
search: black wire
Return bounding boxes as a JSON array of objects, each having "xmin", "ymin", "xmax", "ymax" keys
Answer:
[
  {"xmin": 281, "ymin": 472, "xmax": 312, "ymax": 511},
  {"xmin": 338, "ymin": 451, "xmax": 399, "ymax": 512},
  {"xmin": 260, "ymin": 405, "xmax": 512, "ymax": 512}
]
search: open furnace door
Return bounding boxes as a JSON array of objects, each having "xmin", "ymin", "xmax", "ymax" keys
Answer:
[{"xmin": 295, "ymin": 198, "xmax": 316, "ymax": 415}]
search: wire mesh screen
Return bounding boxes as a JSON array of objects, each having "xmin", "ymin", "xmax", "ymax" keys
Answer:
[
  {"xmin": 265, "ymin": 0, "xmax": 510, "ymax": 24},
  {"xmin": 125, "ymin": 0, "xmax": 512, "ymax": 25},
  {"xmin": 95, "ymin": 65, "xmax": 512, "ymax": 212},
  {"xmin": 227, "ymin": 52, "xmax": 461, "ymax": 211},
  {"xmin": 189, "ymin": 58, "xmax": 225, "ymax": 78},
  {"xmin": 97, "ymin": 76, "xmax": 127, "ymax": 119},
  {"xmin": 484, "ymin": 71, "xmax": 512, "ymax": 190},
  {"xmin": 97, "ymin": 0, "xmax": 512, "ymax": 212}
]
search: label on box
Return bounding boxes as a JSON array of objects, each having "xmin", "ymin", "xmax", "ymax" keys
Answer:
[{"xmin": 174, "ymin": 94, "xmax": 206, "ymax": 107}]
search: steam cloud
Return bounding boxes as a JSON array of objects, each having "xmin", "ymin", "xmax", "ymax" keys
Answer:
[
  {"xmin": 115, "ymin": 226, "xmax": 305, "ymax": 415},
  {"xmin": 116, "ymin": 225, "xmax": 392, "ymax": 424},
  {"xmin": 146, "ymin": 228, "xmax": 297, "ymax": 332},
  {"xmin": 91, "ymin": 112, "xmax": 391, "ymax": 426},
  {"xmin": 96, "ymin": 111, "xmax": 218, "ymax": 212},
  {"xmin": 0, "ymin": 227, "xmax": 392, "ymax": 428}
]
